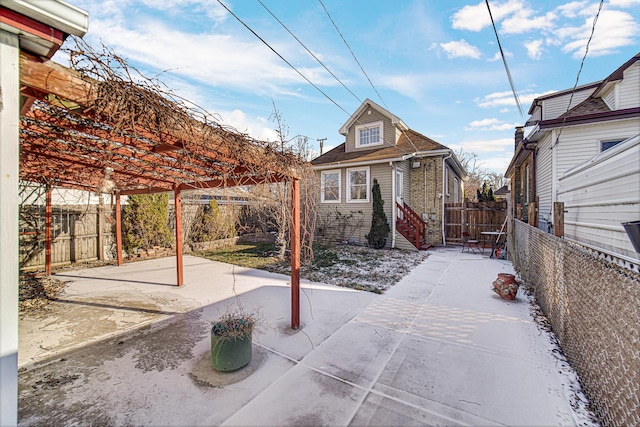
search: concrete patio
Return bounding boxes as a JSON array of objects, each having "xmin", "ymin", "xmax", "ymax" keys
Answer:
[{"xmin": 18, "ymin": 247, "xmax": 593, "ymax": 426}]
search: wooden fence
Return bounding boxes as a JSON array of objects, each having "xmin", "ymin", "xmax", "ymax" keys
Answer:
[
  {"xmin": 445, "ymin": 200, "xmax": 508, "ymax": 245},
  {"xmin": 20, "ymin": 204, "xmax": 116, "ymax": 271}
]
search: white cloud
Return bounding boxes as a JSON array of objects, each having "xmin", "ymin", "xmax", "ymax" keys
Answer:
[
  {"xmin": 85, "ymin": 18, "xmax": 334, "ymax": 97},
  {"xmin": 451, "ymin": 0, "xmax": 524, "ymax": 32},
  {"xmin": 500, "ymin": 108, "xmax": 510, "ymax": 113},
  {"xmin": 608, "ymin": 0, "xmax": 640, "ymax": 6},
  {"xmin": 555, "ymin": 1, "xmax": 591, "ymax": 19},
  {"xmin": 449, "ymin": 138, "xmax": 514, "ymax": 153},
  {"xmin": 140, "ymin": 0, "xmax": 228, "ymax": 22},
  {"xmin": 465, "ymin": 118, "xmax": 520, "ymax": 131},
  {"xmin": 524, "ymin": 39, "xmax": 544, "ymax": 59},
  {"xmin": 440, "ymin": 40, "xmax": 482, "ymax": 59},
  {"xmin": 559, "ymin": 10, "xmax": 639, "ymax": 58},
  {"xmin": 501, "ymin": 10, "xmax": 556, "ymax": 34},
  {"xmin": 476, "ymin": 90, "xmax": 556, "ymax": 108}
]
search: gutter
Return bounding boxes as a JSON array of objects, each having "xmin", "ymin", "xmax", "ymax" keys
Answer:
[
  {"xmin": 312, "ymin": 154, "xmax": 412, "ymax": 170},
  {"xmin": 1, "ymin": 0, "xmax": 89, "ymax": 37},
  {"xmin": 390, "ymin": 161, "xmax": 396, "ymax": 249}
]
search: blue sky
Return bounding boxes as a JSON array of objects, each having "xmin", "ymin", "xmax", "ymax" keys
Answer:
[{"xmin": 64, "ymin": 0, "xmax": 640, "ymax": 173}]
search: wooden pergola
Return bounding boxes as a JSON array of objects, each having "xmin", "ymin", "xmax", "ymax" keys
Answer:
[{"xmin": 18, "ymin": 47, "xmax": 302, "ymax": 328}]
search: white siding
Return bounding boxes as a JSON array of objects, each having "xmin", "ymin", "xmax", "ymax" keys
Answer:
[
  {"xmin": 617, "ymin": 62, "xmax": 640, "ymax": 110},
  {"xmin": 555, "ymin": 119, "xmax": 640, "ymax": 175},
  {"xmin": 558, "ymin": 135, "xmax": 640, "ymax": 260},
  {"xmin": 543, "ymin": 88, "xmax": 594, "ymax": 120},
  {"xmin": 602, "ymin": 87, "xmax": 616, "ymax": 110},
  {"xmin": 536, "ymin": 133, "xmax": 554, "ymax": 231}
]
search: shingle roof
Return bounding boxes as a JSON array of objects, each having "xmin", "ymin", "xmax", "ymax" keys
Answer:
[
  {"xmin": 311, "ymin": 128, "xmax": 449, "ymax": 166},
  {"xmin": 560, "ymin": 97, "xmax": 611, "ymax": 119}
]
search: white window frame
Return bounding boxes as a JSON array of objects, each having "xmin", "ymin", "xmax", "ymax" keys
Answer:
[
  {"xmin": 444, "ymin": 166, "xmax": 450, "ymax": 196},
  {"xmin": 346, "ymin": 166, "xmax": 370, "ymax": 203},
  {"xmin": 320, "ymin": 170, "xmax": 341, "ymax": 203},
  {"xmin": 355, "ymin": 121, "xmax": 383, "ymax": 148},
  {"xmin": 453, "ymin": 177, "xmax": 459, "ymax": 203}
]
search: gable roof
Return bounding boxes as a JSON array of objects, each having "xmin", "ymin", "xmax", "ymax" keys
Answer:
[
  {"xmin": 311, "ymin": 128, "xmax": 449, "ymax": 167},
  {"xmin": 593, "ymin": 52, "xmax": 640, "ymax": 98},
  {"xmin": 339, "ymin": 98, "xmax": 408, "ymax": 136}
]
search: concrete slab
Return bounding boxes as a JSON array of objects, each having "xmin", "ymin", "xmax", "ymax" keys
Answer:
[{"xmin": 18, "ymin": 248, "xmax": 595, "ymax": 426}]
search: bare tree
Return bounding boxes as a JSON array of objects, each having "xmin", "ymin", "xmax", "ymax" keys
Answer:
[
  {"xmin": 242, "ymin": 102, "xmax": 317, "ymax": 262},
  {"xmin": 485, "ymin": 172, "xmax": 509, "ymax": 192},
  {"xmin": 455, "ymin": 148, "xmax": 488, "ymax": 201}
]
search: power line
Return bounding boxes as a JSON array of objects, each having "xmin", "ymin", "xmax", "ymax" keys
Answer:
[
  {"xmin": 317, "ymin": 0, "xmax": 422, "ymax": 154},
  {"xmin": 218, "ymin": 0, "xmax": 420, "ymax": 155},
  {"xmin": 257, "ymin": 0, "xmax": 362, "ymax": 104},
  {"xmin": 485, "ymin": 0, "xmax": 523, "ymax": 117},
  {"xmin": 215, "ymin": 0, "xmax": 352, "ymax": 117},
  {"xmin": 553, "ymin": 0, "xmax": 604, "ymax": 148},
  {"xmin": 318, "ymin": 0, "xmax": 387, "ymax": 111}
]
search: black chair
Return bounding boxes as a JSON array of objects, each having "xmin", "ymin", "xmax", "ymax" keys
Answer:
[{"xmin": 462, "ymin": 231, "xmax": 481, "ymax": 254}]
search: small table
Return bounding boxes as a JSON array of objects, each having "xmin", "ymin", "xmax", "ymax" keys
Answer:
[{"xmin": 481, "ymin": 231, "xmax": 505, "ymax": 258}]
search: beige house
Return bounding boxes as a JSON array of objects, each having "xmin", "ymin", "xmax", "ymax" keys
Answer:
[{"xmin": 311, "ymin": 99, "xmax": 466, "ymax": 250}]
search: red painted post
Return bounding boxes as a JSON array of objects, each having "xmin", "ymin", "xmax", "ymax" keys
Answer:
[
  {"xmin": 115, "ymin": 193, "xmax": 123, "ymax": 266},
  {"xmin": 290, "ymin": 179, "xmax": 301, "ymax": 329},
  {"xmin": 45, "ymin": 188, "xmax": 52, "ymax": 276},
  {"xmin": 174, "ymin": 187, "xmax": 184, "ymax": 287}
]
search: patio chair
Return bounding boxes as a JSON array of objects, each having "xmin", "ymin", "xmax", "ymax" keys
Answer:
[{"xmin": 462, "ymin": 231, "xmax": 481, "ymax": 254}]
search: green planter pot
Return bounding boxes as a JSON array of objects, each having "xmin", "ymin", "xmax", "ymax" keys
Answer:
[{"xmin": 210, "ymin": 331, "xmax": 252, "ymax": 372}]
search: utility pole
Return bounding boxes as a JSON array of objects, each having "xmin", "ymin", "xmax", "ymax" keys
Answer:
[{"xmin": 317, "ymin": 138, "xmax": 327, "ymax": 155}]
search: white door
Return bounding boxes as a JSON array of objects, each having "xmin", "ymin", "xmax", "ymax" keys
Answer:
[{"xmin": 396, "ymin": 169, "xmax": 404, "ymax": 219}]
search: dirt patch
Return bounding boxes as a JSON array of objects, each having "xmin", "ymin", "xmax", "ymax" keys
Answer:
[{"xmin": 19, "ymin": 275, "xmax": 68, "ymax": 314}]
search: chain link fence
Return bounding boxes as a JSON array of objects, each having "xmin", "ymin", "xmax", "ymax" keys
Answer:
[{"xmin": 510, "ymin": 220, "xmax": 640, "ymax": 427}]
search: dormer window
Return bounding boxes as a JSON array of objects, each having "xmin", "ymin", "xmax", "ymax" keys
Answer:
[{"xmin": 355, "ymin": 121, "xmax": 383, "ymax": 148}]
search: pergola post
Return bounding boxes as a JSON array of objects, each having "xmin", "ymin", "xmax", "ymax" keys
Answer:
[
  {"xmin": 115, "ymin": 192, "xmax": 123, "ymax": 266},
  {"xmin": 290, "ymin": 178, "xmax": 301, "ymax": 329},
  {"xmin": 45, "ymin": 188, "xmax": 52, "ymax": 276},
  {"xmin": 174, "ymin": 187, "xmax": 184, "ymax": 287}
]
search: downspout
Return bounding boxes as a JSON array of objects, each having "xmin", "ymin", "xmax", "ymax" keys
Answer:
[
  {"xmin": 390, "ymin": 161, "xmax": 396, "ymax": 248},
  {"xmin": 442, "ymin": 151, "xmax": 452, "ymax": 245}
]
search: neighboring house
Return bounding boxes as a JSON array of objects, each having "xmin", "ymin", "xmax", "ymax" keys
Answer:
[
  {"xmin": 493, "ymin": 185, "xmax": 509, "ymax": 201},
  {"xmin": 311, "ymin": 99, "xmax": 466, "ymax": 251},
  {"xmin": 505, "ymin": 127, "xmax": 535, "ymax": 222},
  {"xmin": 507, "ymin": 52, "xmax": 640, "ymax": 260}
]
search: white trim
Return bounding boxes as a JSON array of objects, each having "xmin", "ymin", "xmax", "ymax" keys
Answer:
[
  {"xmin": 2, "ymin": 0, "xmax": 89, "ymax": 37},
  {"xmin": 355, "ymin": 121, "xmax": 383, "ymax": 148},
  {"xmin": 339, "ymin": 98, "xmax": 407, "ymax": 135},
  {"xmin": 444, "ymin": 166, "xmax": 450, "ymax": 196},
  {"xmin": 0, "ymin": 30, "xmax": 20, "ymax": 427},
  {"xmin": 346, "ymin": 166, "xmax": 370, "ymax": 203},
  {"xmin": 320, "ymin": 169, "xmax": 341, "ymax": 204},
  {"xmin": 312, "ymin": 155, "xmax": 410, "ymax": 170},
  {"xmin": 390, "ymin": 162, "xmax": 396, "ymax": 249},
  {"xmin": 453, "ymin": 177, "xmax": 459, "ymax": 203}
]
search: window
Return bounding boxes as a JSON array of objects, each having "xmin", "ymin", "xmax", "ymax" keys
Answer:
[
  {"xmin": 601, "ymin": 139, "xmax": 624, "ymax": 152},
  {"xmin": 444, "ymin": 167, "xmax": 450, "ymax": 196},
  {"xmin": 525, "ymin": 164, "xmax": 530, "ymax": 202},
  {"xmin": 321, "ymin": 170, "xmax": 341, "ymax": 203},
  {"xmin": 347, "ymin": 167, "xmax": 370, "ymax": 202},
  {"xmin": 355, "ymin": 121, "xmax": 383, "ymax": 148},
  {"xmin": 453, "ymin": 177, "xmax": 460, "ymax": 203}
]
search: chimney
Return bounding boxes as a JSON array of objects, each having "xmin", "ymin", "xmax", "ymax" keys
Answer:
[{"xmin": 515, "ymin": 126, "xmax": 524, "ymax": 148}]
